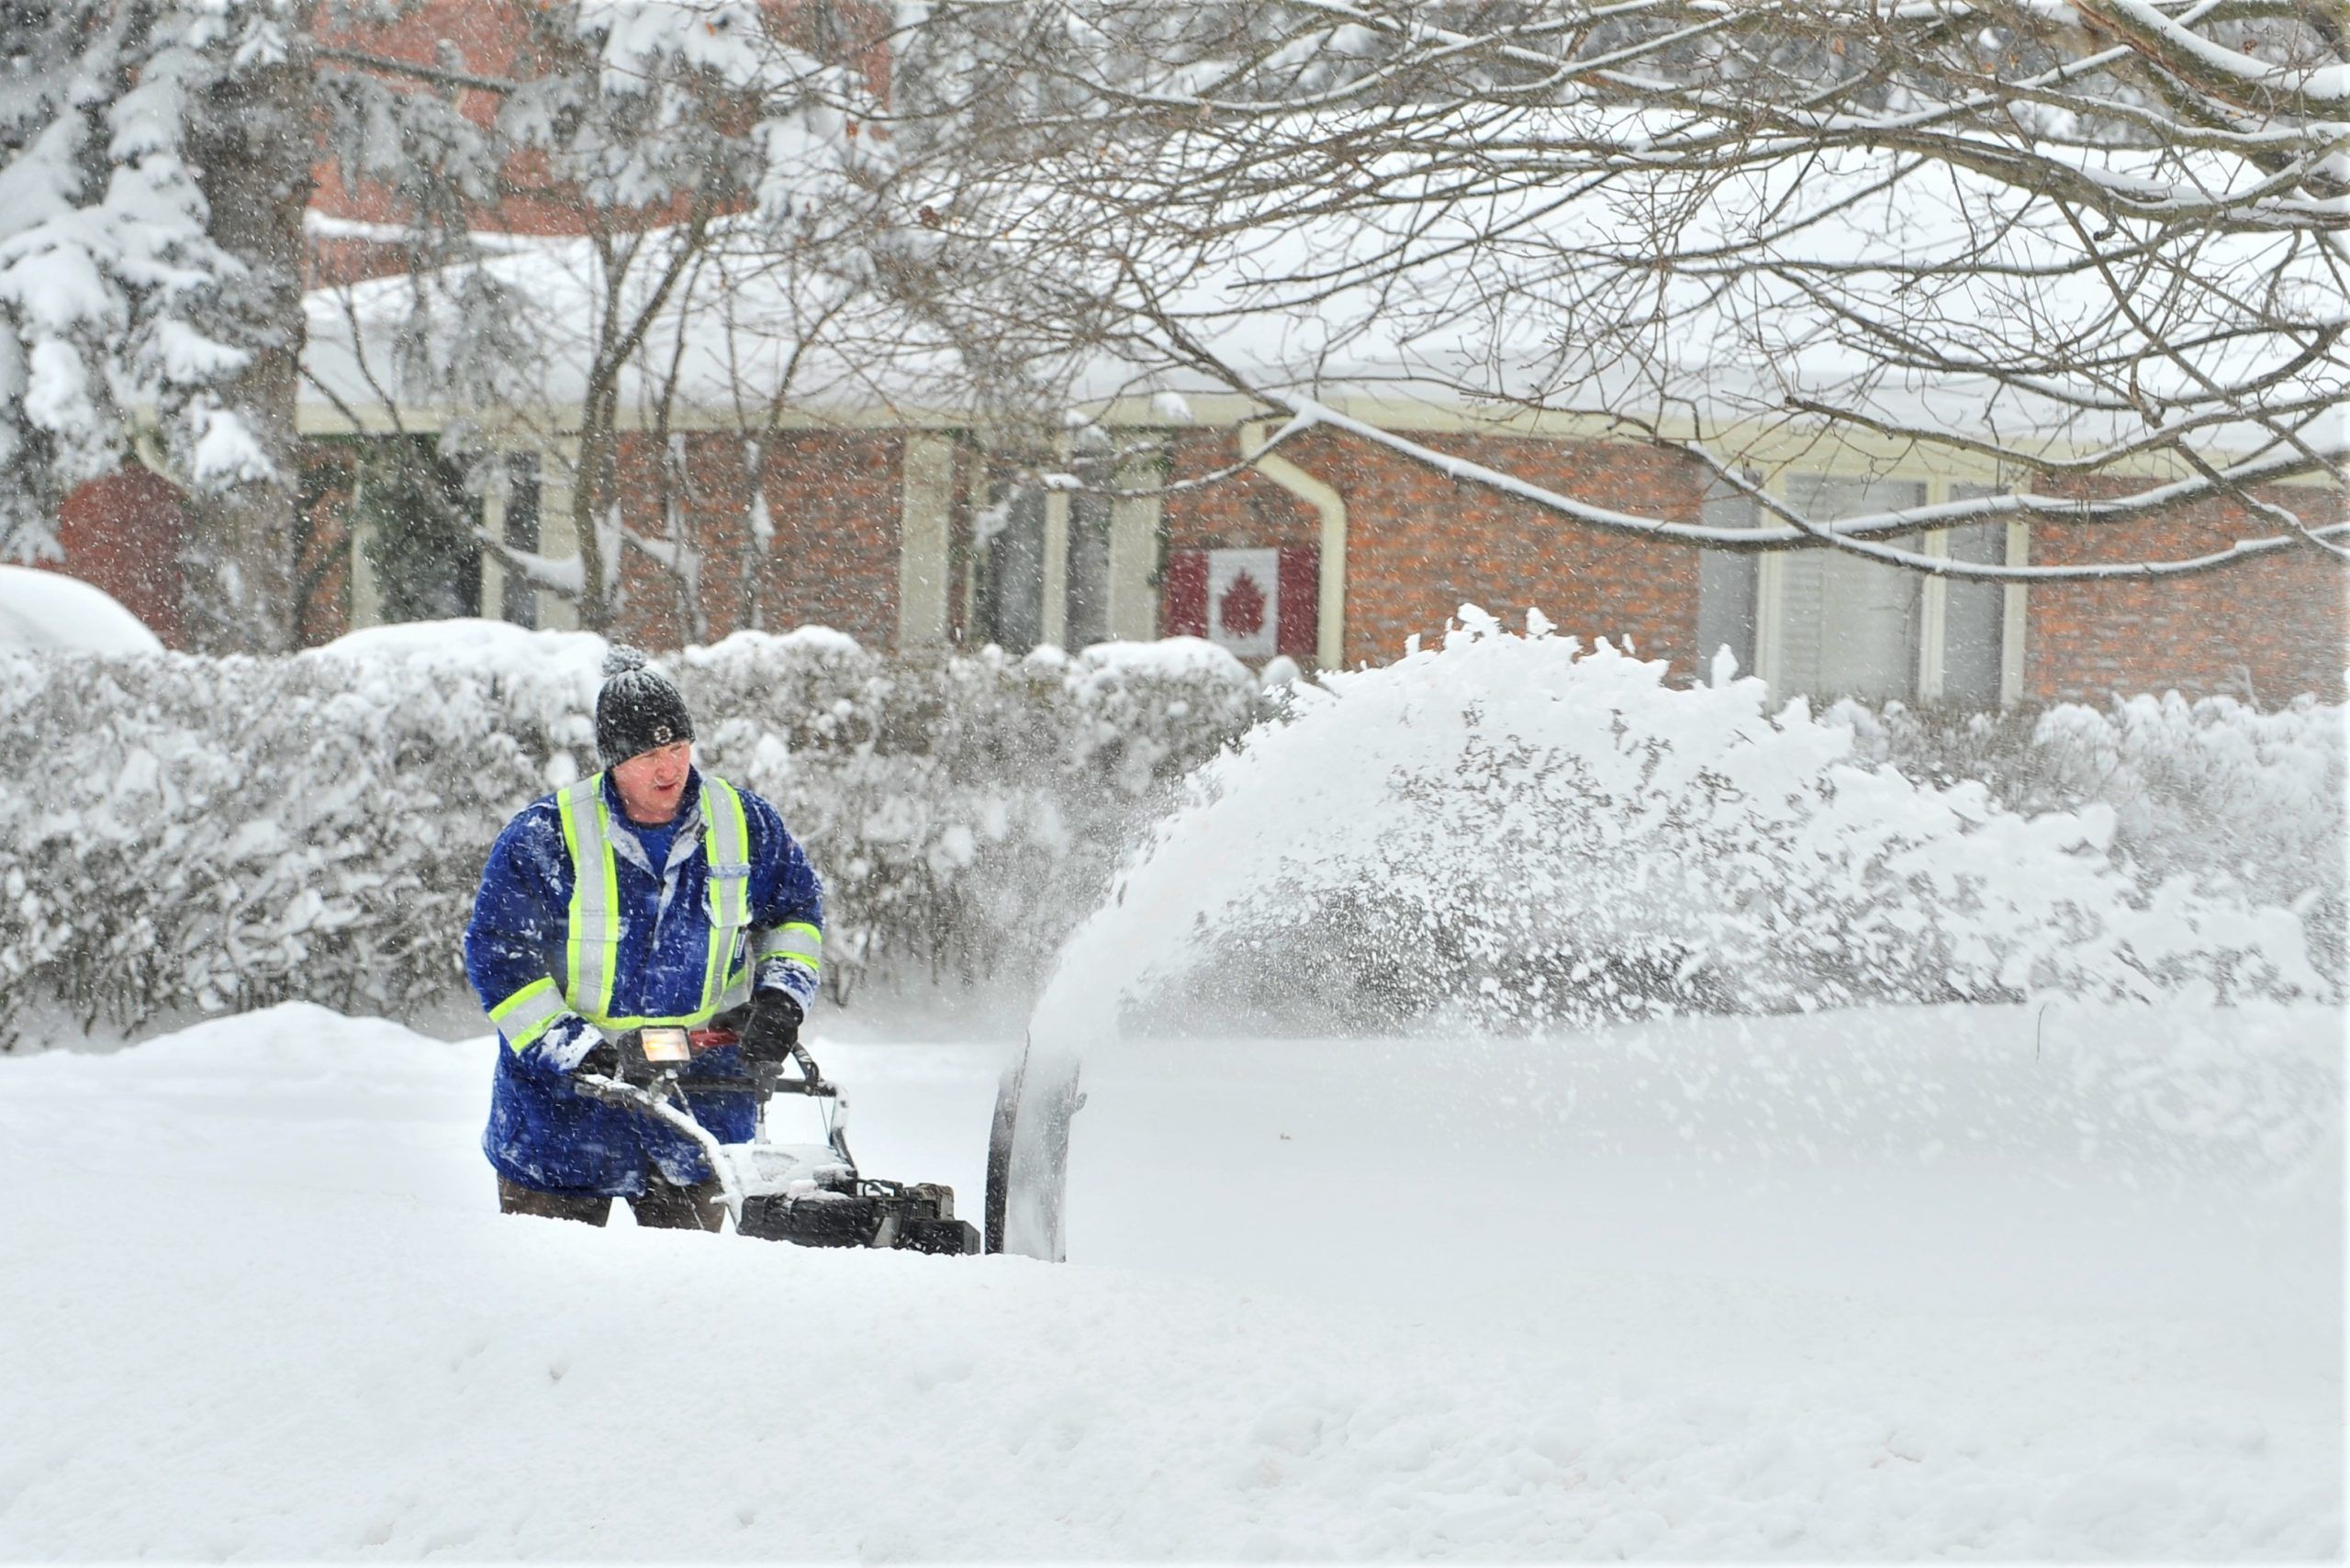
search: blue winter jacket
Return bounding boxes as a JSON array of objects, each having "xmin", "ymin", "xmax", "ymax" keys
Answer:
[{"xmin": 465, "ymin": 768, "xmax": 823, "ymax": 1196}]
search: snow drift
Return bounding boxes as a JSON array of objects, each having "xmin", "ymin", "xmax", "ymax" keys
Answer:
[
  {"xmin": 2, "ymin": 608, "xmax": 2335, "ymax": 1053},
  {"xmin": 0, "ymin": 564, "xmax": 162, "ymax": 655},
  {"xmin": 0, "ymin": 1002, "xmax": 2337, "ymax": 1559},
  {"xmin": 1836, "ymin": 688, "xmax": 2349, "ymax": 974}
]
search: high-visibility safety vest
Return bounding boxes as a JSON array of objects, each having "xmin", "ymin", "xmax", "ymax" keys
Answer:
[{"xmin": 487, "ymin": 773, "xmax": 822, "ymax": 1052}]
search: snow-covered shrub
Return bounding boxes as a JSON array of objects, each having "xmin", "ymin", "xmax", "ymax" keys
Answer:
[
  {"xmin": 681, "ymin": 633, "xmax": 1261, "ymax": 997},
  {"xmin": 1039, "ymin": 609, "xmax": 2329, "ymax": 1042},
  {"xmin": 1834, "ymin": 691, "xmax": 2347, "ymax": 982},
  {"xmin": 0, "ymin": 626, "xmax": 1261, "ymax": 1046}
]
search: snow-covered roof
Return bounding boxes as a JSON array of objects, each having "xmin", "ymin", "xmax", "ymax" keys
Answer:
[
  {"xmin": 297, "ymin": 131, "xmax": 2339, "ymax": 473},
  {"xmin": 301, "ymin": 219, "xmax": 968, "ymax": 431}
]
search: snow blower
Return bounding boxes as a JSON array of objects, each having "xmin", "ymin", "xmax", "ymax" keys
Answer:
[{"xmin": 574, "ymin": 1025, "xmax": 979, "ymax": 1254}]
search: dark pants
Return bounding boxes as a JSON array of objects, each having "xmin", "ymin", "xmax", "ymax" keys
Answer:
[{"xmin": 498, "ymin": 1175, "xmax": 726, "ymax": 1232}]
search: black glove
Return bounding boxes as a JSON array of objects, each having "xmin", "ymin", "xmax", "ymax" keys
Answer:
[
  {"xmin": 575, "ymin": 1036, "xmax": 619, "ymax": 1079},
  {"xmin": 740, "ymin": 993, "xmax": 803, "ymax": 1065}
]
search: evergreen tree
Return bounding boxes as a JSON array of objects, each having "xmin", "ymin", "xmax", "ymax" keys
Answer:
[{"xmin": 0, "ymin": 1, "xmax": 886, "ymax": 646}]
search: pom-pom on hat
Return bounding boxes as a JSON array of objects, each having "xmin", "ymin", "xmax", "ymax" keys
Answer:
[{"xmin": 595, "ymin": 644, "xmax": 695, "ymax": 767}]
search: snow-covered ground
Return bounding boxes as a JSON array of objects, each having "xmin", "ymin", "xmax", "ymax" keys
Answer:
[{"xmin": 1, "ymin": 1001, "xmax": 2338, "ymax": 1560}]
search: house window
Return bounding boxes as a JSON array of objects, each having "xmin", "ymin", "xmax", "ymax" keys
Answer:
[
  {"xmin": 963, "ymin": 444, "xmax": 1163, "ymax": 655},
  {"xmin": 1941, "ymin": 484, "xmax": 2008, "ymax": 709},
  {"xmin": 975, "ymin": 458, "xmax": 1124, "ymax": 655},
  {"xmin": 1774, "ymin": 474, "xmax": 1927, "ymax": 703},
  {"xmin": 1695, "ymin": 476, "xmax": 1760, "ymax": 680},
  {"xmin": 1064, "ymin": 488, "xmax": 1113, "ymax": 652},
  {"xmin": 357, "ymin": 434, "xmax": 480, "ymax": 624}
]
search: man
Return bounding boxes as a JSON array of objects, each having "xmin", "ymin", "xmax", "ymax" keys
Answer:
[{"xmin": 464, "ymin": 646, "xmax": 824, "ymax": 1229}]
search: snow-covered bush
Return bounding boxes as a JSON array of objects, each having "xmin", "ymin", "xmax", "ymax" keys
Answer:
[
  {"xmin": 1040, "ymin": 610, "xmax": 2330, "ymax": 1042},
  {"xmin": 0, "ymin": 626, "xmax": 1262, "ymax": 1047},
  {"xmin": 682, "ymin": 633, "xmax": 1262, "ymax": 999},
  {"xmin": 8, "ymin": 610, "xmax": 2333, "ymax": 1050},
  {"xmin": 1833, "ymin": 691, "xmax": 2347, "ymax": 980}
]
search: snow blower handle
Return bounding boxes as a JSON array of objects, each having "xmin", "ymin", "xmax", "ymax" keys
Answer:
[
  {"xmin": 787, "ymin": 1040, "xmax": 832, "ymax": 1096},
  {"xmin": 689, "ymin": 1052, "xmax": 835, "ymax": 1098},
  {"xmin": 664, "ymin": 1039, "xmax": 834, "ymax": 1099}
]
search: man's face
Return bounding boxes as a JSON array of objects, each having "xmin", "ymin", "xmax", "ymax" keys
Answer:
[{"xmin": 611, "ymin": 740, "xmax": 693, "ymax": 825}]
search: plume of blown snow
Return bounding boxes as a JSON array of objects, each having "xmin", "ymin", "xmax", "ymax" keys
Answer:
[{"xmin": 1031, "ymin": 606, "xmax": 2324, "ymax": 1055}]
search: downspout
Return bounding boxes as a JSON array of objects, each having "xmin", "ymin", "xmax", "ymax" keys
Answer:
[{"xmin": 1241, "ymin": 421, "xmax": 1348, "ymax": 670}]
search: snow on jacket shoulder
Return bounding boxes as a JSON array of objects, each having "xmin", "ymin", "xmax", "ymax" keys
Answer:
[{"xmin": 464, "ymin": 768, "xmax": 823, "ymax": 1196}]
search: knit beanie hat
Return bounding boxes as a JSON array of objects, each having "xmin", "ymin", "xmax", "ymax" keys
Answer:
[{"xmin": 595, "ymin": 645, "xmax": 695, "ymax": 767}]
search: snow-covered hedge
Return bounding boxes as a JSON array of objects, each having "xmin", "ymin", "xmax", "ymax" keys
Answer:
[
  {"xmin": 1832, "ymin": 691, "xmax": 2347, "ymax": 979},
  {"xmin": 1036, "ymin": 610, "xmax": 2335, "ymax": 1042},
  {"xmin": 0, "ymin": 624, "xmax": 1264, "ymax": 1046},
  {"xmin": 6, "ymin": 610, "xmax": 2337, "ymax": 1048}
]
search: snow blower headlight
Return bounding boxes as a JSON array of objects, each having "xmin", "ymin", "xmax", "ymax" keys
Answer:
[
  {"xmin": 610, "ymin": 1026, "xmax": 694, "ymax": 1083},
  {"xmin": 639, "ymin": 1027, "xmax": 691, "ymax": 1063}
]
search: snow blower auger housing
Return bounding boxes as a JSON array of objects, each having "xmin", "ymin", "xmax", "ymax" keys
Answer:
[{"xmin": 573, "ymin": 1026, "xmax": 979, "ymax": 1255}]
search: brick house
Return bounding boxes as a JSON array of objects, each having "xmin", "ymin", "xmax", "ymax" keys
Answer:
[
  {"xmin": 52, "ymin": 375, "xmax": 2347, "ymax": 708},
  {"xmin": 295, "ymin": 391, "xmax": 2335, "ymax": 707},
  {"xmin": 38, "ymin": 3, "xmax": 2348, "ymax": 707}
]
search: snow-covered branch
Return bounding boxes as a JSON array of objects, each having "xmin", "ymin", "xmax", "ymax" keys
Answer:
[
  {"xmin": 1259, "ymin": 394, "xmax": 2348, "ymax": 583},
  {"xmin": 474, "ymin": 531, "xmax": 587, "ymax": 597},
  {"xmin": 887, "ymin": 0, "xmax": 2346, "ymax": 582}
]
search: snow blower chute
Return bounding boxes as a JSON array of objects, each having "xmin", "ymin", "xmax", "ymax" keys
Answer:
[
  {"xmin": 574, "ymin": 1025, "xmax": 979, "ymax": 1254},
  {"xmin": 981, "ymin": 1032, "xmax": 1083, "ymax": 1259}
]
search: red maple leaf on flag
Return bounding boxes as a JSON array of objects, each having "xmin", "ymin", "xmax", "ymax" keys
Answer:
[{"xmin": 1218, "ymin": 571, "xmax": 1267, "ymax": 636}]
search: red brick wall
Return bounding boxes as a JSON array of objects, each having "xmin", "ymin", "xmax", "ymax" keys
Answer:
[
  {"xmin": 307, "ymin": 0, "xmax": 544, "ymax": 281},
  {"xmin": 307, "ymin": 1, "xmax": 898, "ymax": 286},
  {"xmin": 1164, "ymin": 428, "xmax": 1707, "ymax": 674},
  {"xmin": 84, "ymin": 420, "xmax": 2341, "ymax": 704},
  {"xmin": 1163, "ymin": 434, "xmax": 1323, "ymax": 553},
  {"xmin": 51, "ymin": 468, "xmax": 186, "ymax": 647},
  {"xmin": 61, "ymin": 454, "xmax": 346, "ymax": 650},
  {"xmin": 2024, "ymin": 485, "xmax": 2348, "ymax": 705},
  {"xmin": 609, "ymin": 429, "xmax": 903, "ymax": 650}
]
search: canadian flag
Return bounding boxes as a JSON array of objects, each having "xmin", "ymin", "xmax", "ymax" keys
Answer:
[{"xmin": 1164, "ymin": 545, "xmax": 1318, "ymax": 662}]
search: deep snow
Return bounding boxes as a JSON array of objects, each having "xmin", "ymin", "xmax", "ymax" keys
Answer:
[{"xmin": 0, "ymin": 1000, "xmax": 2338, "ymax": 1560}]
